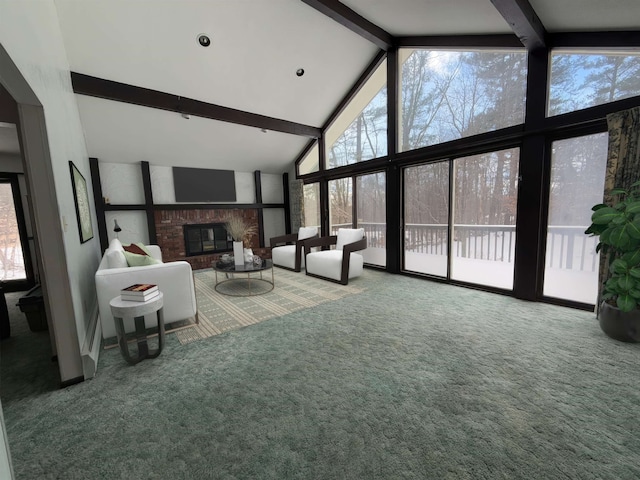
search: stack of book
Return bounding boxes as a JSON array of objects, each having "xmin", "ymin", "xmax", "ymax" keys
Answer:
[{"xmin": 120, "ymin": 283, "xmax": 159, "ymax": 302}]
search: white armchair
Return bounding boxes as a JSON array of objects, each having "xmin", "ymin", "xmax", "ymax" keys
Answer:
[
  {"xmin": 270, "ymin": 226, "xmax": 318, "ymax": 272},
  {"xmin": 95, "ymin": 239, "xmax": 198, "ymax": 340},
  {"xmin": 304, "ymin": 228, "xmax": 367, "ymax": 285}
]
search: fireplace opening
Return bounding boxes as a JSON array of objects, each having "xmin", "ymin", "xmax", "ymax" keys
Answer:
[{"xmin": 184, "ymin": 223, "xmax": 232, "ymax": 257}]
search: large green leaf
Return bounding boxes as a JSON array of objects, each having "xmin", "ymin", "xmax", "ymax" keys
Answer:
[
  {"xmin": 623, "ymin": 250, "xmax": 640, "ymax": 267},
  {"xmin": 626, "ymin": 201, "xmax": 640, "ymax": 214},
  {"xmin": 591, "ymin": 203, "xmax": 608, "ymax": 211},
  {"xmin": 609, "ymin": 226, "xmax": 631, "ymax": 248},
  {"xmin": 610, "ymin": 258, "xmax": 628, "ymax": 274},
  {"xmin": 618, "ymin": 274, "xmax": 636, "ymax": 292},
  {"xmin": 617, "ymin": 294, "xmax": 636, "ymax": 312},
  {"xmin": 628, "ymin": 218, "xmax": 640, "ymax": 239},
  {"xmin": 584, "ymin": 224, "xmax": 604, "ymax": 236},
  {"xmin": 610, "ymin": 188, "xmax": 628, "ymax": 196},
  {"xmin": 591, "ymin": 207, "xmax": 620, "ymax": 225},
  {"xmin": 599, "ymin": 227, "xmax": 613, "ymax": 244},
  {"xmin": 629, "ymin": 289, "xmax": 640, "ymax": 300}
]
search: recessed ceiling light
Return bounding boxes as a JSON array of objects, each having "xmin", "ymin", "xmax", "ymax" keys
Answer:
[
  {"xmin": 296, "ymin": 68, "xmax": 305, "ymax": 77},
  {"xmin": 197, "ymin": 34, "xmax": 211, "ymax": 47}
]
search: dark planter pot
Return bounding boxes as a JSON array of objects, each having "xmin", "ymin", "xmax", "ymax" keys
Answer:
[{"xmin": 599, "ymin": 302, "xmax": 640, "ymax": 343}]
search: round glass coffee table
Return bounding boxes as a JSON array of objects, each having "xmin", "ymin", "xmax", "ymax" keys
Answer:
[{"xmin": 212, "ymin": 259, "xmax": 274, "ymax": 296}]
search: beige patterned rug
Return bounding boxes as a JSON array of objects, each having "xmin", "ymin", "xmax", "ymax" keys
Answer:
[{"xmin": 176, "ymin": 266, "xmax": 365, "ymax": 345}]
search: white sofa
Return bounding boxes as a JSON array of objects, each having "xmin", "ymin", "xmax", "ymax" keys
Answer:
[{"xmin": 95, "ymin": 240, "xmax": 198, "ymax": 340}]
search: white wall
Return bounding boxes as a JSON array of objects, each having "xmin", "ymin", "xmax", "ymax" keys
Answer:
[{"xmin": 0, "ymin": 1, "xmax": 101, "ymax": 382}]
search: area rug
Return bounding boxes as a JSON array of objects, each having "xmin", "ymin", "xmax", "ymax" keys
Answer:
[{"xmin": 175, "ymin": 266, "xmax": 365, "ymax": 344}]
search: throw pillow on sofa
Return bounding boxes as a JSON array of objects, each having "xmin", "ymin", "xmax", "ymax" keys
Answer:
[{"xmin": 123, "ymin": 243, "xmax": 161, "ymax": 267}]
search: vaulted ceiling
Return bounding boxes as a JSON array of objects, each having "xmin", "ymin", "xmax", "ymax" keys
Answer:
[{"xmin": 2, "ymin": 0, "xmax": 640, "ymax": 173}]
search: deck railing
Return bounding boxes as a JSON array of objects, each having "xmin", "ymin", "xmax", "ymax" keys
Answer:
[{"xmin": 329, "ymin": 223, "xmax": 598, "ymax": 272}]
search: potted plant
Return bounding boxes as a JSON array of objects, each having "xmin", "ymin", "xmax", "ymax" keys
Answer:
[
  {"xmin": 224, "ymin": 213, "xmax": 257, "ymax": 266},
  {"xmin": 585, "ymin": 181, "xmax": 640, "ymax": 342}
]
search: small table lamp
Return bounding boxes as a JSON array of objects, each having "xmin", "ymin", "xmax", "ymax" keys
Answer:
[{"xmin": 113, "ymin": 219, "xmax": 122, "ymax": 239}]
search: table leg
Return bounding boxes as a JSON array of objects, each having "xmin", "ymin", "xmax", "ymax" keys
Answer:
[
  {"xmin": 114, "ymin": 311, "xmax": 165, "ymax": 364},
  {"xmin": 147, "ymin": 308, "xmax": 165, "ymax": 359},
  {"xmin": 134, "ymin": 316, "xmax": 149, "ymax": 358},
  {"xmin": 114, "ymin": 316, "xmax": 143, "ymax": 365}
]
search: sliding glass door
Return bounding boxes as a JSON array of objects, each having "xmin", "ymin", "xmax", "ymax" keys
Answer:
[
  {"xmin": 451, "ymin": 148, "xmax": 519, "ymax": 289},
  {"xmin": 356, "ymin": 172, "xmax": 386, "ymax": 266},
  {"xmin": 404, "ymin": 162, "xmax": 449, "ymax": 277},
  {"xmin": 403, "ymin": 148, "xmax": 519, "ymax": 290}
]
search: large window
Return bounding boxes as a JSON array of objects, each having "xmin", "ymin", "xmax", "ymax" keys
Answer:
[
  {"xmin": 549, "ymin": 50, "xmax": 640, "ymax": 116},
  {"xmin": 399, "ymin": 49, "xmax": 527, "ymax": 152},
  {"xmin": 451, "ymin": 148, "xmax": 519, "ymax": 289},
  {"xmin": 325, "ymin": 60, "xmax": 387, "ymax": 169},
  {"xmin": 404, "ymin": 162, "xmax": 449, "ymax": 277},
  {"xmin": 356, "ymin": 172, "xmax": 386, "ymax": 267},
  {"xmin": 543, "ymin": 133, "xmax": 608, "ymax": 303}
]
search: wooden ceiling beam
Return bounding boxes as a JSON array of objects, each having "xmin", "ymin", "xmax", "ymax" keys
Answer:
[
  {"xmin": 490, "ymin": 0, "xmax": 547, "ymax": 51},
  {"xmin": 397, "ymin": 34, "xmax": 523, "ymax": 49},
  {"xmin": 70, "ymin": 72, "xmax": 322, "ymax": 139},
  {"xmin": 300, "ymin": 0, "xmax": 393, "ymax": 50}
]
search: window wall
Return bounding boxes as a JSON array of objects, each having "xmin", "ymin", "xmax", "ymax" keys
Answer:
[{"xmin": 296, "ymin": 38, "xmax": 640, "ymax": 308}]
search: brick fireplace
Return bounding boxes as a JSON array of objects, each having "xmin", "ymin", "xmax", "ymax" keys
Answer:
[{"xmin": 154, "ymin": 209, "xmax": 269, "ymax": 270}]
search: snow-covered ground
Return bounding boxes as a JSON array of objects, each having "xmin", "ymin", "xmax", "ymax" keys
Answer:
[{"xmin": 364, "ymin": 247, "xmax": 598, "ymax": 305}]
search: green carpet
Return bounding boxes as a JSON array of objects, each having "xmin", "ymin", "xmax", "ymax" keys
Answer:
[{"xmin": 2, "ymin": 269, "xmax": 640, "ymax": 479}]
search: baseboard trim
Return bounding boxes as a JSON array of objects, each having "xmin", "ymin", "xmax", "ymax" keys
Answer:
[
  {"xmin": 80, "ymin": 304, "xmax": 101, "ymax": 379},
  {"xmin": 60, "ymin": 375, "xmax": 84, "ymax": 389}
]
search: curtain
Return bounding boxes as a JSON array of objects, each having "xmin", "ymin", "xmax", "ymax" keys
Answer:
[
  {"xmin": 597, "ymin": 106, "xmax": 640, "ymax": 314},
  {"xmin": 289, "ymin": 178, "xmax": 304, "ymax": 232}
]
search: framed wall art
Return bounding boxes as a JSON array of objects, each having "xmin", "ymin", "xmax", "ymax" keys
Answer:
[{"xmin": 69, "ymin": 161, "xmax": 94, "ymax": 243}]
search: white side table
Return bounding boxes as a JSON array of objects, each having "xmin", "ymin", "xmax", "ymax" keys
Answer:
[{"xmin": 109, "ymin": 292, "xmax": 164, "ymax": 365}]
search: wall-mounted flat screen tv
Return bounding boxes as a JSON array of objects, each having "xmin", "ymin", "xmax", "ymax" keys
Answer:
[{"xmin": 173, "ymin": 167, "xmax": 237, "ymax": 202}]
